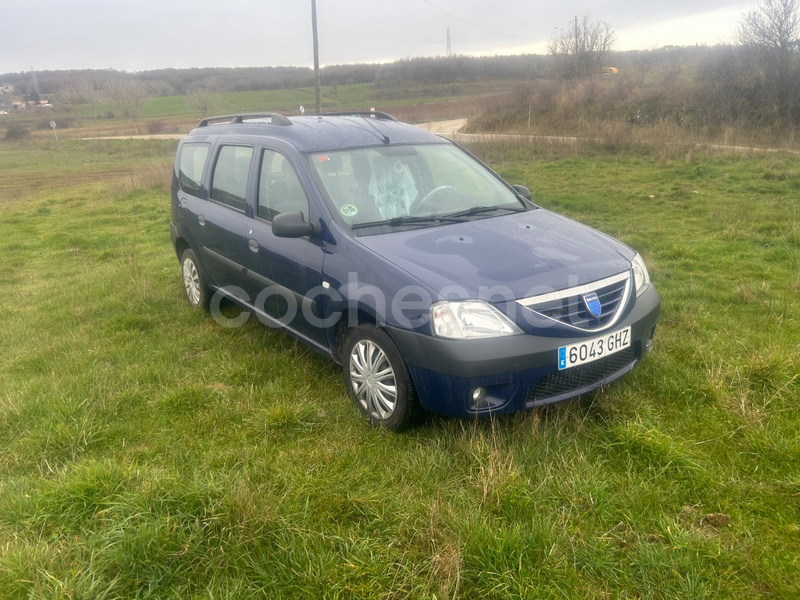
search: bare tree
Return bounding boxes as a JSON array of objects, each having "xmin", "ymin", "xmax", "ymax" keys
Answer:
[
  {"xmin": 738, "ymin": 0, "xmax": 800, "ymax": 121},
  {"xmin": 188, "ymin": 87, "xmax": 215, "ymax": 118},
  {"xmin": 548, "ymin": 15, "xmax": 615, "ymax": 80},
  {"xmin": 105, "ymin": 79, "xmax": 147, "ymax": 120},
  {"xmin": 54, "ymin": 81, "xmax": 91, "ymax": 126},
  {"xmin": 739, "ymin": 0, "xmax": 800, "ymax": 50}
]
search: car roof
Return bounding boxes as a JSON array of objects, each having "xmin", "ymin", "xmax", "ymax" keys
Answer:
[{"xmin": 184, "ymin": 111, "xmax": 446, "ymax": 153}]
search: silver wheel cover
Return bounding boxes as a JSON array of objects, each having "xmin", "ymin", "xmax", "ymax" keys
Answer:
[
  {"xmin": 349, "ymin": 339, "xmax": 397, "ymax": 420},
  {"xmin": 182, "ymin": 257, "xmax": 201, "ymax": 306}
]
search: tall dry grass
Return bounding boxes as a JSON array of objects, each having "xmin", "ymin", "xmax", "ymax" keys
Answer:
[{"xmin": 466, "ymin": 70, "xmax": 800, "ymax": 155}]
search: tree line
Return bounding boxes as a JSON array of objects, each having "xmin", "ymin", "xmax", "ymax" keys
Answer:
[
  {"xmin": 2, "ymin": 0, "xmax": 798, "ymax": 131},
  {"xmin": 540, "ymin": 0, "xmax": 800, "ymax": 128},
  {"xmin": 0, "ymin": 55, "xmax": 550, "ymax": 99}
]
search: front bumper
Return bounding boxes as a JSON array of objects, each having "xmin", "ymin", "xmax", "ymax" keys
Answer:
[{"xmin": 387, "ymin": 285, "xmax": 660, "ymax": 418}]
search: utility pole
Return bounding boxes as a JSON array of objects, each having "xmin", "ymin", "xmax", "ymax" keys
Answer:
[{"xmin": 311, "ymin": 0, "xmax": 321, "ymax": 114}]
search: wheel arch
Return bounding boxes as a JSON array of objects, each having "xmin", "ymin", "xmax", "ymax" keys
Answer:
[
  {"xmin": 334, "ymin": 308, "xmax": 378, "ymax": 363},
  {"xmin": 173, "ymin": 236, "xmax": 192, "ymax": 262}
]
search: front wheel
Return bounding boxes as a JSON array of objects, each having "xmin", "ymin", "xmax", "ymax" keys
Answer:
[{"xmin": 343, "ymin": 325, "xmax": 423, "ymax": 431}]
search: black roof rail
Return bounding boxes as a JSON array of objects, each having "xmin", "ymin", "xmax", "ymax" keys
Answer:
[
  {"xmin": 320, "ymin": 110, "xmax": 397, "ymax": 121},
  {"xmin": 197, "ymin": 113, "xmax": 293, "ymax": 128}
]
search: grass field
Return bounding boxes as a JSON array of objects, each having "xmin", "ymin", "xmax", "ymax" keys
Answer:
[
  {"xmin": 2, "ymin": 80, "xmax": 511, "ymax": 142},
  {"xmin": 0, "ymin": 135, "xmax": 798, "ymax": 598}
]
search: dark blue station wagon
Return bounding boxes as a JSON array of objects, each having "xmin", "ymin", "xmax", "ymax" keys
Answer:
[{"xmin": 170, "ymin": 112, "xmax": 660, "ymax": 430}]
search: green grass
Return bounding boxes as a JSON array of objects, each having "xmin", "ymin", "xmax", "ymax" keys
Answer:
[
  {"xmin": 48, "ymin": 80, "xmax": 506, "ymax": 130},
  {"xmin": 0, "ymin": 136, "xmax": 798, "ymax": 598},
  {"xmin": 0, "ymin": 139, "xmax": 178, "ymax": 201},
  {"xmin": 138, "ymin": 80, "xmax": 514, "ymax": 118},
  {"xmin": 3, "ymin": 79, "xmax": 508, "ymax": 143}
]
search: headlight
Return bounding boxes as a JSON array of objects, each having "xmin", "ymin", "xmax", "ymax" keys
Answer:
[
  {"xmin": 431, "ymin": 301, "xmax": 522, "ymax": 339},
  {"xmin": 631, "ymin": 253, "xmax": 651, "ymax": 296}
]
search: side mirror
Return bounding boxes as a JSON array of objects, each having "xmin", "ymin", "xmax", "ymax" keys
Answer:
[
  {"xmin": 512, "ymin": 185, "xmax": 532, "ymax": 201},
  {"xmin": 272, "ymin": 211, "xmax": 316, "ymax": 238}
]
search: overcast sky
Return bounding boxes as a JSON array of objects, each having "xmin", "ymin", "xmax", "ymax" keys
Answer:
[{"xmin": 1, "ymin": 1, "xmax": 755, "ymax": 74}]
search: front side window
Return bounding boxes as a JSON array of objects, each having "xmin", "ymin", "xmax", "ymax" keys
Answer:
[
  {"xmin": 257, "ymin": 149, "xmax": 308, "ymax": 221},
  {"xmin": 177, "ymin": 143, "xmax": 209, "ymax": 195},
  {"xmin": 210, "ymin": 145, "xmax": 253, "ymax": 211}
]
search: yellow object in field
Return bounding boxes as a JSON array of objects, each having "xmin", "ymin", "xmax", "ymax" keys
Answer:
[{"xmin": 601, "ymin": 67, "xmax": 619, "ymax": 75}]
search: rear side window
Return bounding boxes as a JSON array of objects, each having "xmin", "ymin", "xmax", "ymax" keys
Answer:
[
  {"xmin": 211, "ymin": 145, "xmax": 253, "ymax": 211},
  {"xmin": 178, "ymin": 143, "xmax": 209, "ymax": 195}
]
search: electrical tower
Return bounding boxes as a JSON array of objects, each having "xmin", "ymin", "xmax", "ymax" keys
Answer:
[
  {"xmin": 30, "ymin": 66, "xmax": 40, "ymax": 95},
  {"xmin": 447, "ymin": 26, "xmax": 451, "ymax": 56}
]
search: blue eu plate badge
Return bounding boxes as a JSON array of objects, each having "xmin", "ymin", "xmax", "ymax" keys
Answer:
[{"xmin": 558, "ymin": 347, "xmax": 567, "ymax": 369}]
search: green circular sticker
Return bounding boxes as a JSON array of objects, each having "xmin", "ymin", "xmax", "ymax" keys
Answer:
[{"xmin": 340, "ymin": 204, "xmax": 358, "ymax": 217}]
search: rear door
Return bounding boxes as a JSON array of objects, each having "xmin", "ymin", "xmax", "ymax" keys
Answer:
[{"xmin": 192, "ymin": 143, "xmax": 255, "ymax": 292}]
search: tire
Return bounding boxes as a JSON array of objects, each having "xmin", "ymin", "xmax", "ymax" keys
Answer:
[
  {"xmin": 180, "ymin": 248, "xmax": 210, "ymax": 310},
  {"xmin": 343, "ymin": 325, "xmax": 423, "ymax": 431}
]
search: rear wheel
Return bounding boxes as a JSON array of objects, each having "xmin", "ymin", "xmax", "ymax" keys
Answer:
[
  {"xmin": 180, "ymin": 248, "xmax": 210, "ymax": 310},
  {"xmin": 343, "ymin": 325, "xmax": 422, "ymax": 431}
]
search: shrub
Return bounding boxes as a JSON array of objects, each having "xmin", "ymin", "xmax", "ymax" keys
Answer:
[
  {"xmin": 4, "ymin": 123, "xmax": 30, "ymax": 141},
  {"xmin": 37, "ymin": 117, "xmax": 74, "ymax": 130},
  {"xmin": 146, "ymin": 120, "xmax": 166, "ymax": 134}
]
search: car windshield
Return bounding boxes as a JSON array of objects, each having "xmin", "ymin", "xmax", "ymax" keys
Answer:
[{"xmin": 307, "ymin": 143, "xmax": 528, "ymax": 233}]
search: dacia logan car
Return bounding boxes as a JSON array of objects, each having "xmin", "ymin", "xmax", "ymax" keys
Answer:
[{"xmin": 170, "ymin": 111, "xmax": 660, "ymax": 430}]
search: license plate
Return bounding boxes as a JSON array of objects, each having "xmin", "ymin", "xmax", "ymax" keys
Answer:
[{"xmin": 558, "ymin": 326, "xmax": 631, "ymax": 370}]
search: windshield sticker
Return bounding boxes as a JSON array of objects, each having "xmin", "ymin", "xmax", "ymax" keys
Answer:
[{"xmin": 340, "ymin": 204, "xmax": 358, "ymax": 217}]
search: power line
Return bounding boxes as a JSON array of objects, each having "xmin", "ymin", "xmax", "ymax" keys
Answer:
[{"xmin": 421, "ymin": 0, "xmax": 526, "ymax": 39}]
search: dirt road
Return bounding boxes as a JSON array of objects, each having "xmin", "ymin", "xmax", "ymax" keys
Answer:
[{"xmin": 82, "ymin": 118, "xmax": 798, "ymax": 156}]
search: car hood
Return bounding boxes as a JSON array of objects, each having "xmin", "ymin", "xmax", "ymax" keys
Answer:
[{"xmin": 356, "ymin": 209, "xmax": 634, "ymax": 300}]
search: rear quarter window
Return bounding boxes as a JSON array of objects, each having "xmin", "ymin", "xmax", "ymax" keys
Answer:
[{"xmin": 177, "ymin": 143, "xmax": 210, "ymax": 196}]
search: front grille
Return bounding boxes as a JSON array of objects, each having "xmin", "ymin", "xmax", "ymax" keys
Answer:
[
  {"xmin": 518, "ymin": 272, "xmax": 630, "ymax": 332},
  {"xmin": 526, "ymin": 346, "xmax": 637, "ymax": 406}
]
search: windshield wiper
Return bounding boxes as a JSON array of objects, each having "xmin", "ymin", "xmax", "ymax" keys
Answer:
[
  {"xmin": 443, "ymin": 204, "xmax": 526, "ymax": 219},
  {"xmin": 351, "ymin": 214, "xmax": 466, "ymax": 231}
]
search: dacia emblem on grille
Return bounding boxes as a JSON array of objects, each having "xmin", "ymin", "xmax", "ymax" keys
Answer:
[{"xmin": 583, "ymin": 292, "xmax": 602, "ymax": 318}]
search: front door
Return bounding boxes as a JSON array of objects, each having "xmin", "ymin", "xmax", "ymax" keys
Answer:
[{"xmin": 244, "ymin": 148, "xmax": 327, "ymax": 348}]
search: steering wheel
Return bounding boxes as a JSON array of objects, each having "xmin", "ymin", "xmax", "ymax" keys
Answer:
[{"xmin": 409, "ymin": 185, "xmax": 456, "ymax": 214}]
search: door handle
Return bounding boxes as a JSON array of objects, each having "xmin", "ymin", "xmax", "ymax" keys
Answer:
[
  {"xmin": 248, "ymin": 238, "xmax": 260, "ymax": 253},
  {"xmin": 198, "ymin": 215, "xmax": 206, "ymax": 226}
]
